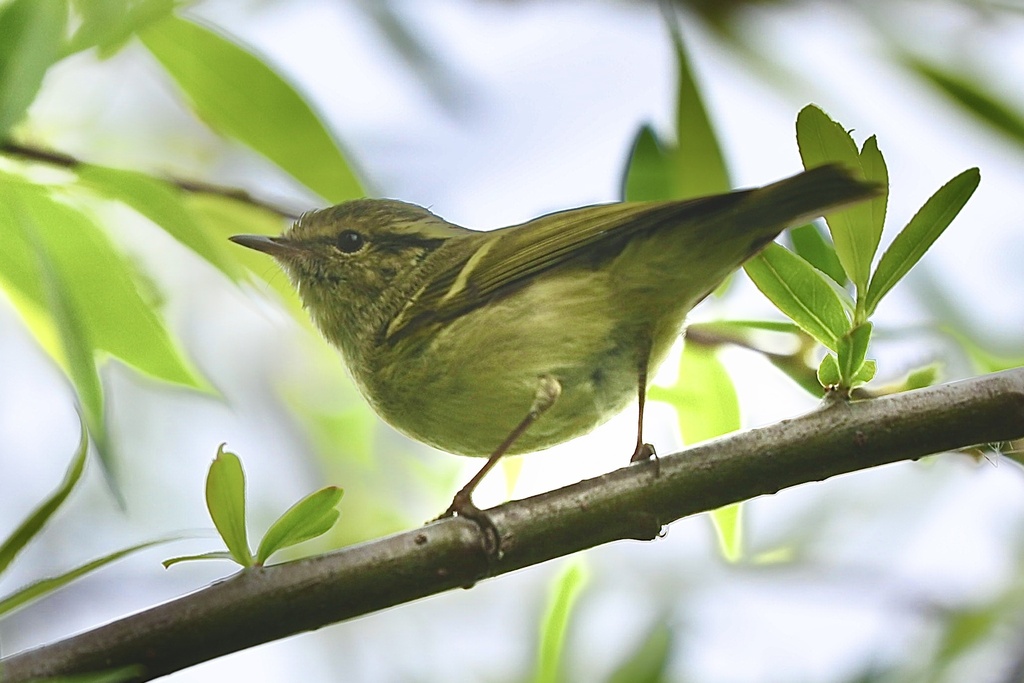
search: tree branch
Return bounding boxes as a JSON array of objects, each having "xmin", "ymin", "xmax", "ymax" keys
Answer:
[
  {"xmin": 3, "ymin": 368, "xmax": 1023, "ymax": 681},
  {"xmin": 0, "ymin": 142, "xmax": 304, "ymax": 220}
]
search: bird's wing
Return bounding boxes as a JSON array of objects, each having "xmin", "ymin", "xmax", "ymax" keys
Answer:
[{"xmin": 384, "ymin": 193, "xmax": 743, "ymax": 343}]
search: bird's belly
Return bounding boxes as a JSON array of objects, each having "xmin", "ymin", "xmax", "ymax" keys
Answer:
[{"xmin": 360, "ymin": 272, "xmax": 657, "ymax": 457}]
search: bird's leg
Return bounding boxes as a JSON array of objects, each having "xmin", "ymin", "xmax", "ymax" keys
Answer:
[
  {"xmin": 630, "ymin": 348, "xmax": 657, "ymax": 464},
  {"xmin": 440, "ymin": 375, "xmax": 562, "ymax": 553}
]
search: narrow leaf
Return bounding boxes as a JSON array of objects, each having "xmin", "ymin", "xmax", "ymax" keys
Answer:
[
  {"xmin": 0, "ymin": 412, "xmax": 88, "ymax": 575},
  {"xmin": 77, "ymin": 165, "xmax": 242, "ymax": 279},
  {"xmin": 908, "ymin": 57, "xmax": 1024, "ymax": 146},
  {"xmin": 140, "ymin": 14, "xmax": 362, "ymax": 202},
  {"xmin": 666, "ymin": 23, "xmax": 730, "ymax": 197},
  {"xmin": 744, "ymin": 242, "xmax": 851, "ymax": 350},
  {"xmin": 9, "ymin": 182, "xmax": 203, "ymax": 389},
  {"xmin": 866, "ymin": 168, "xmax": 980, "ymax": 315},
  {"xmin": 796, "ymin": 105, "xmax": 876, "ymax": 292},
  {"xmin": 606, "ymin": 616, "xmax": 673, "ymax": 683},
  {"xmin": 535, "ymin": 560, "xmax": 588, "ymax": 683},
  {"xmin": 206, "ymin": 445, "xmax": 252, "ymax": 567},
  {"xmin": 2, "ymin": 183, "xmax": 107, "ymax": 455},
  {"xmin": 0, "ymin": 0, "xmax": 66, "ymax": 137},
  {"xmin": 0, "ymin": 538, "xmax": 170, "ymax": 617},
  {"xmin": 66, "ymin": 0, "xmax": 173, "ymax": 58},
  {"xmin": 692, "ymin": 319, "xmax": 805, "ymax": 336},
  {"xmin": 838, "ymin": 322, "xmax": 873, "ymax": 388},
  {"xmin": 859, "ymin": 135, "xmax": 889, "ymax": 271},
  {"xmin": 622, "ymin": 125, "xmax": 673, "ymax": 202},
  {"xmin": 648, "ymin": 344, "xmax": 742, "ymax": 560},
  {"xmin": 255, "ymin": 486, "xmax": 343, "ymax": 565}
]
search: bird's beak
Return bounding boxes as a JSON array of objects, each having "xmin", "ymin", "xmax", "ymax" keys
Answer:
[{"xmin": 229, "ymin": 234, "xmax": 303, "ymax": 259}]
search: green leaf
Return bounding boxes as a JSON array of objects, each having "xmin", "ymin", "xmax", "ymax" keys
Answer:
[
  {"xmin": 0, "ymin": 538, "xmax": 170, "ymax": 617},
  {"xmin": 837, "ymin": 322, "xmax": 872, "ymax": 388},
  {"xmin": 622, "ymin": 125, "xmax": 673, "ymax": 202},
  {"xmin": 189, "ymin": 193, "xmax": 310, "ymax": 324},
  {"xmin": 905, "ymin": 364, "xmax": 940, "ymax": 390},
  {"xmin": 0, "ymin": 0, "xmax": 67, "ymax": 138},
  {"xmin": 649, "ymin": 344, "xmax": 742, "ymax": 560},
  {"xmin": 859, "ymin": 135, "xmax": 889, "ymax": 273},
  {"xmin": 817, "ymin": 353, "xmax": 841, "ymax": 388},
  {"xmin": 0, "ymin": 412, "xmax": 88, "ymax": 576},
  {"xmin": 907, "ymin": 57, "xmax": 1024, "ymax": 146},
  {"xmin": 535, "ymin": 559, "xmax": 588, "ymax": 683},
  {"xmin": 66, "ymin": 0, "xmax": 174, "ymax": 58},
  {"xmin": 255, "ymin": 486, "xmax": 343, "ymax": 565},
  {"xmin": 796, "ymin": 105, "xmax": 877, "ymax": 293},
  {"xmin": 854, "ymin": 359, "xmax": 876, "ymax": 384},
  {"xmin": 865, "ymin": 168, "xmax": 980, "ymax": 315},
  {"xmin": 0, "ymin": 179, "xmax": 204, "ymax": 390},
  {"xmin": 788, "ymin": 222, "xmax": 847, "ymax": 286},
  {"xmin": 942, "ymin": 326, "xmax": 1024, "ymax": 374},
  {"xmin": 744, "ymin": 242, "xmax": 851, "ymax": 350},
  {"xmin": 649, "ymin": 344, "xmax": 740, "ymax": 444},
  {"xmin": 206, "ymin": 444, "xmax": 252, "ymax": 567},
  {"xmin": 139, "ymin": 14, "xmax": 362, "ymax": 203},
  {"xmin": 620, "ymin": 23, "xmax": 730, "ymax": 202},
  {"xmin": 667, "ymin": 24, "xmax": 730, "ymax": 198},
  {"xmin": 606, "ymin": 616, "xmax": 672, "ymax": 683},
  {"xmin": 0, "ymin": 181, "xmax": 107, "ymax": 454},
  {"xmin": 692, "ymin": 319, "xmax": 805, "ymax": 336},
  {"xmin": 76, "ymin": 165, "xmax": 243, "ymax": 279}
]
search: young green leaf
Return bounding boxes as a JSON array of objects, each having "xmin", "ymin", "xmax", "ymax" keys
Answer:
[
  {"xmin": 837, "ymin": 322, "xmax": 873, "ymax": 387},
  {"xmin": 206, "ymin": 445, "xmax": 252, "ymax": 567},
  {"xmin": 0, "ymin": 412, "xmax": 88, "ymax": 576},
  {"xmin": 255, "ymin": 486, "xmax": 343, "ymax": 566},
  {"xmin": 139, "ymin": 14, "xmax": 363, "ymax": 203},
  {"xmin": 865, "ymin": 168, "xmax": 980, "ymax": 315},
  {"xmin": 0, "ymin": 538, "xmax": 170, "ymax": 618},
  {"xmin": 854, "ymin": 359, "xmax": 877, "ymax": 384},
  {"xmin": 535, "ymin": 560, "xmax": 588, "ymax": 683},
  {"xmin": 788, "ymin": 222, "xmax": 847, "ymax": 286},
  {"xmin": 0, "ymin": 0, "xmax": 66, "ymax": 138},
  {"xmin": 859, "ymin": 135, "xmax": 889, "ymax": 274},
  {"xmin": 796, "ymin": 105, "xmax": 877, "ymax": 292},
  {"xmin": 744, "ymin": 242, "xmax": 851, "ymax": 350},
  {"xmin": 817, "ymin": 353, "xmax": 841, "ymax": 388}
]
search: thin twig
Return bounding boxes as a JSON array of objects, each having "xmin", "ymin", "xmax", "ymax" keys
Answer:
[{"xmin": 1, "ymin": 142, "xmax": 304, "ymax": 220}]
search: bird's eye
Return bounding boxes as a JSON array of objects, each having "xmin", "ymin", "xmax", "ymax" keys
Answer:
[{"xmin": 335, "ymin": 230, "xmax": 364, "ymax": 254}]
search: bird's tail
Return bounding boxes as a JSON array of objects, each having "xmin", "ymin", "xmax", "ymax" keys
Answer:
[{"xmin": 735, "ymin": 163, "xmax": 881, "ymax": 235}]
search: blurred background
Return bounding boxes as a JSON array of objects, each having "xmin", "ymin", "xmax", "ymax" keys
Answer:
[{"xmin": 1, "ymin": 1, "xmax": 1023, "ymax": 681}]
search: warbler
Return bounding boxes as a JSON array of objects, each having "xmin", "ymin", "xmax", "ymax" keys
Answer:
[{"xmin": 231, "ymin": 164, "xmax": 877, "ymax": 525}]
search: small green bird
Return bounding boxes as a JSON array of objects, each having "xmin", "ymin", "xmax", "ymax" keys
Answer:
[{"xmin": 231, "ymin": 164, "xmax": 877, "ymax": 527}]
